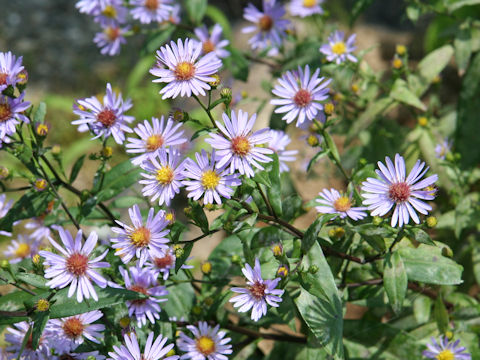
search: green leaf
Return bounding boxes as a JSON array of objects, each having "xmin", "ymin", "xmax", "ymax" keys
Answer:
[
  {"xmin": 295, "ymin": 241, "xmax": 343, "ymax": 358},
  {"xmin": 207, "ymin": 234, "xmax": 243, "ymax": 277},
  {"xmin": 390, "ymin": 79, "xmax": 427, "ymax": 111},
  {"xmin": 406, "ymin": 5, "xmax": 420, "ymax": 22},
  {"xmin": 323, "ymin": 131, "xmax": 340, "ymax": 162},
  {"xmin": 405, "ymin": 228, "xmax": 436, "ymax": 246},
  {"xmin": 188, "ymin": 202, "xmax": 209, "ymax": 233},
  {"xmin": 434, "ymin": 295, "xmax": 449, "ymax": 333},
  {"xmin": 253, "ymin": 171, "xmax": 271, "ymax": 187},
  {"xmin": 307, "ymin": 149, "xmax": 328, "ymax": 172},
  {"xmin": 227, "ymin": 47, "xmax": 249, "ymax": 81},
  {"xmin": 413, "ymin": 296, "xmax": 432, "ymax": 324},
  {"xmin": 27, "ymin": 287, "xmax": 146, "ymax": 319},
  {"xmin": 266, "ymin": 154, "xmax": 282, "ymax": 217},
  {"xmin": 112, "ymin": 196, "xmax": 145, "ymax": 209},
  {"xmin": 163, "ymin": 274, "xmax": 194, "ymax": 320},
  {"xmin": 96, "ymin": 160, "xmax": 142, "ymax": 201},
  {"xmin": 0, "ymin": 290, "xmax": 33, "ymax": 312},
  {"xmin": 16, "ymin": 273, "xmax": 48, "ymax": 289},
  {"xmin": 399, "ymin": 246, "xmax": 463, "ymax": 285},
  {"xmin": 175, "ymin": 242, "xmax": 193, "ymax": 272},
  {"xmin": 69, "ymin": 155, "xmax": 86, "ymax": 184},
  {"xmin": 349, "ymin": 0, "xmax": 375, "ymax": 25},
  {"xmin": 347, "ymin": 97, "xmax": 395, "ymax": 139},
  {"xmin": 33, "ymin": 102, "xmax": 47, "ymax": 124},
  {"xmin": 454, "ymin": 26, "xmax": 472, "ymax": 76},
  {"xmin": 31, "ymin": 310, "xmax": 49, "ymax": 349},
  {"xmin": 448, "ymin": 0, "xmax": 480, "ymax": 12},
  {"xmin": 383, "ymin": 252, "xmax": 408, "ymax": 315},
  {"xmin": 185, "ymin": 0, "xmax": 207, "ymax": 24},
  {"xmin": 18, "ymin": 324, "xmax": 33, "ymax": 359},
  {"xmin": 302, "ymin": 214, "xmax": 335, "ymax": 253}
]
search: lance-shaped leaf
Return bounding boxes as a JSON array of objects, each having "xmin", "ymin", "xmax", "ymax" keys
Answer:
[{"xmin": 383, "ymin": 252, "xmax": 408, "ymax": 314}]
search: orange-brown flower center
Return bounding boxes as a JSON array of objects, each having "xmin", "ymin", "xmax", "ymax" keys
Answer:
[
  {"xmin": 388, "ymin": 182, "xmax": 411, "ymax": 203},
  {"xmin": 231, "ymin": 136, "xmax": 251, "ymax": 156},
  {"xmin": 66, "ymin": 253, "xmax": 89, "ymax": 276},
  {"xmin": 259, "ymin": 15, "xmax": 273, "ymax": 31},
  {"xmin": 0, "ymin": 103, "xmax": 12, "ymax": 122},
  {"xmin": 333, "ymin": 196, "xmax": 351, "ymax": 212},
  {"xmin": 146, "ymin": 134, "xmax": 164, "ymax": 151},
  {"xmin": 0, "ymin": 73, "xmax": 7, "ymax": 85},
  {"xmin": 105, "ymin": 26, "xmax": 120, "ymax": 41},
  {"xmin": 175, "ymin": 61, "xmax": 196, "ymax": 81},
  {"xmin": 130, "ymin": 284, "xmax": 149, "ymax": 305},
  {"xmin": 97, "ymin": 109, "xmax": 116, "ymax": 127},
  {"xmin": 130, "ymin": 227, "xmax": 151, "ymax": 248},
  {"xmin": 154, "ymin": 253, "xmax": 174, "ymax": 269},
  {"xmin": 62, "ymin": 317, "xmax": 85, "ymax": 339},
  {"xmin": 249, "ymin": 281, "xmax": 267, "ymax": 300},
  {"xmin": 202, "ymin": 40, "xmax": 215, "ymax": 54},
  {"xmin": 293, "ymin": 89, "xmax": 312, "ymax": 107},
  {"xmin": 145, "ymin": 0, "xmax": 158, "ymax": 10}
]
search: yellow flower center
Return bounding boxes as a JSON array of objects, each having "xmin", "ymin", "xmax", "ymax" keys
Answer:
[
  {"xmin": 333, "ymin": 196, "xmax": 351, "ymax": 212},
  {"xmin": 104, "ymin": 26, "xmax": 120, "ymax": 41},
  {"xmin": 156, "ymin": 166, "xmax": 174, "ymax": 185},
  {"xmin": 201, "ymin": 170, "xmax": 220, "ymax": 190},
  {"xmin": 15, "ymin": 243, "xmax": 31, "ymax": 258},
  {"xmin": 0, "ymin": 103, "xmax": 12, "ymax": 122},
  {"xmin": 130, "ymin": 227, "xmax": 151, "ymax": 248},
  {"xmin": 303, "ymin": 0, "xmax": 316, "ymax": 7},
  {"xmin": 165, "ymin": 212, "xmax": 175, "ymax": 223},
  {"xmin": 35, "ymin": 179, "xmax": 48, "ymax": 191},
  {"xmin": 146, "ymin": 134, "xmax": 164, "ymax": 151},
  {"xmin": 36, "ymin": 299, "xmax": 50, "ymax": 312},
  {"xmin": 196, "ymin": 336, "xmax": 216, "ymax": 356},
  {"xmin": 231, "ymin": 136, "xmax": 251, "ymax": 156},
  {"xmin": 36, "ymin": 124, "xmax": 49, "ymax": 136},
  {"xmin": 332, "ymin": 41, "xmax": 346, "ymax": 55},
  {"xmin": 102, "ymin": 5, "xmax": 117, "ymax": 18},
  {"xmin": 436, "ymin": 349, "xmax": 455, "ymax": 360},
  {"xmin": 307, "ymin": 134, "xmax": 319, "ymax": 147},
  {"xmin": 175, "ymin": 61, "xmax": 195, "ymax": 81}
]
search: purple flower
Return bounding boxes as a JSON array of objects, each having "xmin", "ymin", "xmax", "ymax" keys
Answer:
[
  {"xmin": 177, "ymin": 321, "xmax": 232, "ymax": 360},
  {"xmin": 205, "ymin": 110, "xmax": 273, "ymax": 178},
  {"xmin": 267, "ymin": 130, "xmax": 298, "ymax": 172},
  {"xmin": 182, "ymin": 149, "xmax": 241, "ymax": 205},
  {"xmin": 320, "ymin": 30, "xmax": 357, "ymax": 64},
  {"xmin": 119, "ymin": 265, "xmax": 168, "ymax": 327},
  {"xmin": 0, "ymin": 51, "xmax": 24, "ymax": 91},
  {"xmin": 111, "ymin": 204, "xmax": 170, "ymax": 266},
  {"xmin": 24, "ymin": 217, "xmax": 52, "ymax": 242},
  {"xmin": 48, "ymin": 310, "xmax": 105, "ymax": 351},
  {"xmin": 94, "ymin": 0, "xmax": 128, "ymax": 26},
  {"xmin": 0, "ymin": 194, "xmax": 13, "ymax": 236},
  {"xmin": 4, "ymin": 234, "xmax": 40, "ymax": 264},
  {"xmin": 150, "ymin": 38, "xmax": 222, "ymax": 99},
  {"xmin": 289, "ymin": 0, "xmax": 324, "ymax": 17},
  {"xmin": 0, "ymin": 93, "xmax": 31, "ymax": 141},
  {"xmin": 242, "ymin": 0, "xmax": 290, "ymax": 56},
  {"xmin": 315, "ymin": 188, "xmax": 367, "ymax": 221},
  {"xmin": 230, "ymin": 258, "xmax": 284, "ymax": 322},
  {"xmin": 108, "ymin": 332, "xmax": 178, "ymax": 360},
  {"xmin": 94, "ymin": 25, "xmax": 129, "ymax": 56},
  {"xmin": 140, "ymin": 148, "xmax": 185, "ymax": 206},
  {"xmin": 145, "ymin": 246, "xmax": 193, "ymax": 281},
  {"xmin": 39, "ymin": 227, "xmax": 109, "ymax": 303},
  {"xmin": 5, "ymin": 321, "xmax": 52, "ymax": 360},
  {"xmin": 167, "ymin": 4, "xmax": 181, "ymax": 24},
  {"xmin": 271, "ymin": 65, "xmax": 331, "ymax": 126},
  {"xmin": 435, "ymin": 138, "xmax": 452, "ymax": 160},
  {"xmin": 76, "ymin": 0, "xmax": 102, "ymax": 15},
  {"xmin": 126, "ymin": 116, "xmax": 187, "ymax": 166},
  {"xmin": 194, "ymin": 24, "xmax": 230, "ymax": 58},
  {"xmin": 72, "ymin": 83, "xmax": 134, "ymax": 144},
  {"xmin": 130, "ymin": 0, "xmax": 173, "ymax": 24},
  {"xmin": 361, "ymin": 154, "xmax": 438, "ymax": 227},
  {"xmin": 423, "ymin": 336, "xmax": 471, "ymax": 360}
]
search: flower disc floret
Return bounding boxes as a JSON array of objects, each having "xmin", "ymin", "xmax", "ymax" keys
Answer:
[
  {"xmin": 320, "ymin": 30, "xmax": 358, "ymax": 64},
  {"xmin": 194, "ymin": 24, "xmax": 230, "ymax": 58},
  {"xmin": 130, "ymin": 0, "xmax": 173, "ymax": 24},
  {"xmin": 290, "ymin": 0, "xmax": 324, "ymax": 17},
  {"xmin": 316, "ymin": 188, "xmax": 366, "ymax": 221},
  {"xmin": 423, "ymin": 336, "xmax": 471, "ymax": 360}
]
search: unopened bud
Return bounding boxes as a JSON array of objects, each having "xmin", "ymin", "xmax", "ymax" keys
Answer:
[
  {"xmin": 277, "ymin": 265, "xmax": 288, "ymax": 277},
  {"xmin": 272, "ymin": 244, "xmax": 283, "ymax": 257},
  {"xmin": 34, "ymin": 179, "xmax": 48, "ymax": 191},
  {"xmin": 307, "ymin": 134, "xmax": 320, "ymax": 147},
  {"xmin": 36, "ymin": 299, "xmax": 50, "ymax": 312},
  {"xmin": 209, "ymin": 74, "xmax": 220, "ymax": 87},
  {"xmin": 119, "ymin": 317, "xmax": 131, "ymax": 328},
  {"xmin": 32, "ymin": 254, "xmax": 41, "ymax": 265},
  {"xmin": 204, "ymin": 297, "xmax": 214, "ymax": 306},
  {"xmin": 174, "ymin": 247, "xmax": 184, "ymax": 258},
  {"xmin": 102, "ymin": 146, "xmax": 113, "ymax": 158},
  {"xmin": 51, "ymin": 145, "xmax": 61, "ymax": 155},
  {"xmin": 396, "ymin": 44, "xmax": 407, "ymax": 56},
  {"xmin": 0, "ymin": 166, "xmax": 9, "ymax": 179},
  {"xmin": 0, "ymin": 259, "xmax": 9, "ymax": 268},
  {"xmin": 165, "ymin": 212, "xmax": 175, "ymax": 224},
  {"xmin": 351, "ymin": 83, "xmax": 359, "ymax": 94},
  {"xmin": 442, "ymin": 247, "xmax": 453, "ymax": 258},
  {"xmin": 36, "ymin": 124, "xmax": 49, "ymax": 137},
  {"xmin": 220, "ymin": 87, "xmax": 232, "ymax": 102},
  {"xmin": 432, "ymin": 75, "xmax": 441, "ymax": 84},
  {"xmin": 324, "ymin": 102, "xmax": 335, "ymax": 115},
  {"xmin": 204, "ymin": 203, "xmax": 215, "ymax": 211},
  {"xmin": 426, "ymin": 216, "xmax": 437, "ymax": 228},
  {"xmin": 231, "ymin": 254, "xmax": 241, "ymax": 264},
  {"xmin": 392, "ymin": 57, "xmax": 403, "ymax": 69},
  {"xmin": 308, "ymin": 265, "xmax": 319, "ymax": 274},
  {"xmin": 201, "ymin": 261, "xmax": 212, "ymax": 274},
  {"xmin": 445, "ymin": 330, "xmax": 453, "ymax": 340},
  {"xmin": 418, "ymin": 116, "xmax": 428, "ymax": 127},
  {"xmin": 372, "ymin": 216, "xmax": 383, "ymax": 226},
  {"xmin": 184, "ymin": 207, "xmax": 192, "ymax": 216},
  {"xmin": 192, "ymin": 305, "xmax": 202, "ymax": 315},
  {"xmin": 166, "ymin": 349, "xmax": 176, "ymax": 357},
  {"xmin": 17, "ymin": 69, "xmax": 29, "ymax": 85}
]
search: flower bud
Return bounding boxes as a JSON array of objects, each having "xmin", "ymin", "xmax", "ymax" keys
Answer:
[
  {"xmin": 272, "ymin": 244, "xmax": 283, "ymax": 257},
  {"xmin": 0, "ymin": 259, "xmax": 9, "ymax": 269},
  {"xmin": 51, "ymin": 145, "xmax": 61, "ymax": 155},
  {"xmin": 166, "ymin": 349, "xmax": 176, "ymax": 357},
  {"xmin": 174, "ymin": 247, "xmax": 184, "ymax": 258},
  {"xmin": 392, "ymin": 57, "xmax": 403, "ymax": 69},
  {"xmin": 445, "ymin": 331, "xmax": 453, "ymax": 340},
  {"xmin": 0, "ymin": 166, "xmax": 9, "ymax": 179},
  {"xmin": 351, "ymin": 83, "xmax": 359, "ymax": 94},
  {"xmin": 277, "ymin": 265, "xmax": 288, "ymax": 277},
  {"xmin": 442, "ymin": 247, "xmax": 453, "ymax": 258},
  {"xmin": 308, "ymin": 265, "xmax": 319, "ymax": 274},
  {"xmin": 119, "ymin": 317, "xmax": 131, "ymax": 328},
  {"xmin": 32, "ymin": 254, "xmax": 41, "ymax": 265},
  {"xmin": 417, "ymin": 116, "xmax": 428, "ymax": 127},
  {"xmin": 324, "ymin": 102, "xmax": 335, "ymax": 115},
  {"xmin": 426, "ymin": 216, "xmax": 437, "ymax": 228},
  {"xmin": 165, "ymin": 211, "xmax": 175, "ymax": 224},
  {"xmin": 17, "ymin": 69, "xmax": 29, "ymax": 85},
  {"xmin": 34, "ymin": 179, "xmax": 48, "ymax": 191},
  {"xmin": 102, "ymin": 146, "xmax": 113, "ymax": 158},
  {"xmin": 192, "ymin": 305, "xmax": 202, "ymax": 315},
  {"xmin": 396, "ymin": 44, "xmax": 407, "ymax": 56},
  {"xmin": 201, "ymin": 261, "xmax": 212, "ymax": 275},
  {"xmin": 36, "ymin": 299, "xmax": 50, "ymax": 312},
  {"xmin": 307, "ymin": 134, "xmax": 320, "ymax": 147},
  {"xmin": 372, "ymin": 216, "xmax": 383, "ymax": 226},
  {"xmin": 36, "ymin": 124, "xmax": 49, "ymax": 137},
  {"xmin": 220, "ymin": 87, "xmax": 232, "ymax": 102},
  {"xmin": 209, "ymin": 74, "xmax": 220, "ymax": 87},
  {"xmin": 231, "ymin": 254, "xmax": 241, "ymax": 264},
  {"xmin": 204, "ymin": 297, "xmax": 214, "ymax": 306}
]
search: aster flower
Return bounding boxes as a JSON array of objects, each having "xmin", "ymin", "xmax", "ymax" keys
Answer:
[
  {"xmin": 315, "ymin": 188, "xmax": 367, "ymax": 221},
  {"xmin": 0, "ymin": 93, "xmax": 31, "ymax": 140},
  {"xmin": 0, "ymin": 51, "xmax": 24, "ymax": 91},
  {"xmin": 25, "ymin": 217, "xmax": 52, "ymax": 242},
  {"xmin": 182, "ymin": 149, "xmax": 241, "ymax": 205},
  {"xmin": 146, "ymin": 246, "xmax": 193, "ymax": 280},
  {"xmin": 94, "ymin": 0, "xmax": 128, "ymax": 26},
  {"xmin": 177, "ymin": 321, "xmax": 232, "ymax": 360},
  {"xmin": 48, "ymin": 310, "xmax": 105, "ymax": 352},
  {"xmin": 423, "ymin": 336, "xmax": 471, "ymax": 360},
  {"xmin": 194, "ymin": 24, "xmax": 230, "ymax": 58},
  {"xmin": 111, "ymin": 204, "xmax": 170, "ymax": 266},
  {"xmin": 94, "ymin": 25, "xmax": 129, "ymax": 56},
  {"xmin": 289, "ymin": 0, "xmax": 324, "ymax": 17},
  {"xmin": 119, "ymin": 265, "xmax": 168, "ymax": 327},
  {"xmin": 126, "ymin": 116, "xmax": 187, "ymax": 166},
  {"xmin": 320, "ymin": 30, "xmax": 358, "ymax": 64},
  {"xmin": 167, "ymin": 4, "xmax": 181, "ymax": 24},
  {"xmin": 4, "ymin": 234, "xmax": 40, "ymax": 264},
  {"xmin": 39, "ymin": 227, "xmax": 109, "ymax": 303},
  {"xmin": 361, "ymin": 154, "xmax": 438, "ymax": 227},
  {"xmin": 0, "ymin": 194, "xmax": 13, "ymax": 236},
  {"xmin": 130, "ymin": 0, "xmax": 173, "ymax": 24},
  {"xmin": 72, "ymin": 83, "xmax": 134, "ymax": 144},
  {"xmin": 150, "ymin": 38, "xmax": 222, "ymax": 99},
  {"xmin": 242, "ymin": 0, "xmax": 290, "ymax": 56},
  {"xmin": 54, "ymin": 351, "xmax": 106, "ymax": 360},
  {"xmin": 435, "ymin": 138, "xmax": 452, "ymax": 160},
  {"xmin": 75, "ymin": 0, "xmax": 101, "ymax": 15},
  {"xmin": 108, "ymin": 332, "xmax": 178, "ymax": 360},
  {"xmin": 140, "ymin": 148, "xmax": 185, "ymax": 206},
  {"xmin": 5, "ymin": 322, "xmax": 52, "ymax": 360},
  {"xmin": 271, "ymin": 65, "xmax": 331, "ymax": 127},
  {"xmin": 268, "ymin": 130, "xmax": 298, "ymax": 172},
  {"xmin": 230, "ymin": 258, "xmax": 284, "ymax": 322},
  {"xmin": 205, "ymin": 110, "xmax": 273, "ymax": 178}
]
